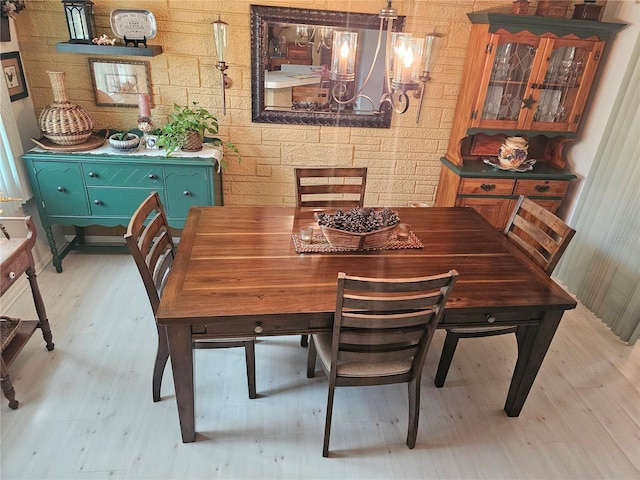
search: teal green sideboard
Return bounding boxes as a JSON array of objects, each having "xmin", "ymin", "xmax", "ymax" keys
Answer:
[{"xmin": 22, "ymin": 147, "xmax": 223, "ymax": 272}]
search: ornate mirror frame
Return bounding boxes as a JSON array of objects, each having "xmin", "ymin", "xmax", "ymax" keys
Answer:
[{"xmin": 250, "ymin": 5, "xmax": 405, "ymax": 128}]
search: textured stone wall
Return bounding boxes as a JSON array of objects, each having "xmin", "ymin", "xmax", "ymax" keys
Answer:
[{"xmin": 13, "ymin": 0, "xmax": 584, "ymax": 206}]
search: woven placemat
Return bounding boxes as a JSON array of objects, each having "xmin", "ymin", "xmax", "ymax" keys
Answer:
[
  {"xmin": 1, "ymin": 316, "xmax": 22, "ymax": 351},
  {"xmin": 292, "ymin": 231, "xmax": 423, "ymax": 253}
]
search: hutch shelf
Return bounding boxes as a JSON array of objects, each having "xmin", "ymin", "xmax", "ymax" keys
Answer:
[{"xmin": 435, "ymin": 12, "xmax": 625, "ymax": 230}]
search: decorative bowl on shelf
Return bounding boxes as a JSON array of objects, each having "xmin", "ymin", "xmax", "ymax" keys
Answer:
[
  {"xmin": 314, "ymin": 208, "xmax": 400, "ymax": 250},
  {"xmin": 108, "ymin": 132, "xmax": 140, "ymax": 152}
]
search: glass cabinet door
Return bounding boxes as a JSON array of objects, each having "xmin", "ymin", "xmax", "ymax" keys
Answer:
[
  {"xmin": 473, "ymin": 36, "xmax": 538, "ymax": 128},
  {"xmin": 530, "ymin": 39, "xmax": 600, "ymax": 132}
]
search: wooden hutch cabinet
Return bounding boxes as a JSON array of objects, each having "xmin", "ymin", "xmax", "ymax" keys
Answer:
[{"xmin": 435, "ymin": 13, "xmax": 625, "ymax": 230}]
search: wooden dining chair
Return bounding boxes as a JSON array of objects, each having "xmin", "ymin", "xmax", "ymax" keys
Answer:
[
  {"xmin": 434, "ymin": 195, "xmax": 576, "ymax": 388},
  {"xmin": 307, "ymin": 270, "xmax": 458, "ymax": 457},
  {"xmin": 124, "ymin": 192, "xmax": 257, "ymax": 402},
  {"xmin": 295, "ymin": 167, "xmax": 367, "ymax": 210},
  {"xmin": 295, "ymin": 167, "xmax": 368, "ymax": 347}
]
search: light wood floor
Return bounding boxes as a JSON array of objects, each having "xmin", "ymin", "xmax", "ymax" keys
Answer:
[{"xmin": 1, "ymin": 252, "xmax": 639, "ymax": 480}]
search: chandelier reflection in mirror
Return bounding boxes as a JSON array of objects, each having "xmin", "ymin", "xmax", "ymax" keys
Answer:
[
  {"xmin": 325, "ymin": 1, "xmax": 442, "ymax": 123},
  {"xmin": 295, "ymin": 25, "xmax": 333, "ymax": 52}
]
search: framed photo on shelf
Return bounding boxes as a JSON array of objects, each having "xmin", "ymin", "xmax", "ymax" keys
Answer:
[
  {"xmin": 88, "ymin": 58, "xmax": 152, "ymax": 107},
  {"xmin": 1, "ymin": 51, "xmax": 28, "ymax": 102}
]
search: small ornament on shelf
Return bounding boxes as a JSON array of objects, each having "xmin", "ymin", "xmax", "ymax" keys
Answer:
[
  {"xmin": 92, "ymin": 34, "xmax": 116, "ymax": 45},
  {"xmin": 511, "ymin": 0, "xmax": 530, "ymax": 15}
]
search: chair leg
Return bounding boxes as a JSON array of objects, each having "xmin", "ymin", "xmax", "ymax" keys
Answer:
[
  {"xmin": 244, "ymin": 340, "xmax": 257, "ymax": 399},
  {"xmin": 300, "ymin": 334, "xmax": 309, "ymax": 347},
  {"xmin": 306, "ymin": 335, "xmax": 317, "ymax": 378},
  {"xmin": 153, "ymin": 325, "xmax": 170, "ymax": 402},
  {"xmin": 434, "ymin": 330, "xmax": 460, "ymax": 388},
  {"xmin": 406, "ymin": 378, "xmax": 420, "ymax": 448},
  {"xmin": 322, "ymin": 380, "xmax": 336, "ymax": 457}
]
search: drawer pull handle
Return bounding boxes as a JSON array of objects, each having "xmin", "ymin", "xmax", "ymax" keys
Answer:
[
  {"xmin": 535, "ymin": 185, "xmax": 550, "ymax": 192},
  {"xmin": 93, "ymin": 200, "xmax": 102, "ymax": 206},
  {"xmin": 57, "ymin": 186, "xmax": 65, "ymax": 192},
  {"xmin": 480, "ymin": 184, "xmax": 496, "ymax": 192},
  {"xmin": 88, "ymin": 172, "xmax": 97, "ymax": 178},
  {"xmin": 254, "ymin": 323, "xmax": 263, "ymax": 334},
  {"xmin": 148, "ymin": 174, "xmax": 158, "ymax": 180},
  {"xmin": 183, "ymin": 191, "xmax": 191, "ymax": 197},
  {"xmin": 8, "ymin": 271, "xmax": 16, "ymax": 280},
  {"xmin": 487, "ymin": 315, "xmax": 496, "ymax": 324}
]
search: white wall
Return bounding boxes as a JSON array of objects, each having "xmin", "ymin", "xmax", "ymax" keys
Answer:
[{"xmin": 562, "ymin": 0, "xmax": 640, "ymax": 220}]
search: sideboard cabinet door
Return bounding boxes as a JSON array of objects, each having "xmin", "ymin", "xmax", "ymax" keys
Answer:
[
  {"xmin": 164, "ymin": 166, "xmax": 212, "ymax": 220},
  {"xmin": 32, "ymin": 161, "xmax": 89, "ymax": 216}
]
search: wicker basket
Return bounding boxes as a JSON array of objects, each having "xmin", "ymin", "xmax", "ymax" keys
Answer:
[
  {"xmin": 1, "ymin": 316, "xmax": 22, "ymax": 352},
  {"xmin": 314, "ymin": 212, "xmax": 398, "ymax": 250},
  {"xmin": 38, "ymin": 71, "xmax": 93, "ymax": 146}
]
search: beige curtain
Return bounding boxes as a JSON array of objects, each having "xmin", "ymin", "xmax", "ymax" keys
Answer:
[{"xmin": 555, "ymin": 34, "xmax": 640, "ymax": 345}]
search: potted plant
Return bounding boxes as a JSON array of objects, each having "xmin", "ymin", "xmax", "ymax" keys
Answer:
[
  {"xmin": 156, "ymin": 103, "xmax": 240, "ymax": 166},
  {"xmin": 108, "ymin": 130, "xmax": 140, "ymax": 152}
]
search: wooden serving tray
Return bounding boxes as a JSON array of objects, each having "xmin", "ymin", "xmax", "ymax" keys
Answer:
[{"xmin": 31, "ymin": 131, "xmax": 108, "ymax": 152}]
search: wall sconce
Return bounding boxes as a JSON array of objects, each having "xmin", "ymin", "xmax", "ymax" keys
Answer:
[
  {"xmin": 212, "ymin": 15, "xmax": 231, "ymax": 116},
  {"xmin": 62, "ymin": 0, "xmax": 97, "ymax": 44},
  {"xmin": 328, "ymin": 1, "xmax": 442, "ymax": 123}
]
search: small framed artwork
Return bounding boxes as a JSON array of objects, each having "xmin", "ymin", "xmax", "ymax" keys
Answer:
[
  {"xmin": 88, "ymin": 58, "xmax": 152, "ymax": 107},
  {"xmin": 1, "ymin": 51, "xmax": 28, "ymax": 102}
]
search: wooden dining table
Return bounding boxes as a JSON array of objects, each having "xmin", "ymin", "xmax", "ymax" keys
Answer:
[{"xmin": 156, "ymin": 206, "xmax": 577, "ymax": 443}]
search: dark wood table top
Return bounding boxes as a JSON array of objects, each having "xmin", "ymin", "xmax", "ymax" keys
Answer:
[{"xmin": 156, "ymin": 206, "xmax": 576, "ymax": 330}]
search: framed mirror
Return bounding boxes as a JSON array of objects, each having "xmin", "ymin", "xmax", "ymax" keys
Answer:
[{"xmin": 251, "ymin": 5, "xmax": 405, "ymax": 128}]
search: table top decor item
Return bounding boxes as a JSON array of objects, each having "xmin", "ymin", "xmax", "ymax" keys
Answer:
[
  {"xmin": 315, "ymin": 207, "xmax": 400, "ymax": 250},
  {"xmin": 156, "ymin": 102, "xmax": 240, "ymax": 166},
  {"xmin": 498, "ymin": 135, "xmax": 529, "ymax": 169},
  {"xmin": 110, "ymin": 9, "xmax": 156, "ymax": 47},
  {"xmin": 38, "ymin": 71, "xmax": 93, "ymax": 146},
  {"xmin": 108, "ymin": 131, "xmax": 140, "ymax": 152}
]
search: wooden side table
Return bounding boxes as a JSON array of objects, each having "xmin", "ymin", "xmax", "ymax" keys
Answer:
[{"xmin": 0, "ymin": 216, "xmax": 55, "ymax": 409}]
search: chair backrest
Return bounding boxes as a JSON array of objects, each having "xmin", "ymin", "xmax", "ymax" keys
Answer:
[
  {"xmin": 504, "ymin": 195, "xmax": 576, "ymax": 276},
  {"xmin": 124, "ymin": 192, "xmax": 175, "ymax": 315},
  {"xmin": 330, "ymin": 270, "xmax": 458, "ymax": 385},
  {"xmin": 295, "ymin": 167, "xmax": 367, "ymax": 208}
]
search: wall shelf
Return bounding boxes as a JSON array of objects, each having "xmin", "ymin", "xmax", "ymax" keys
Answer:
[{"xmin": 55, "ymin": 42, "xmax": 162, "ymax": 57}]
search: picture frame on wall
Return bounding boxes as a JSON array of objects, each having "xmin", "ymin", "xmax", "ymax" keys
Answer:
[
  {"xmin": 1, "ymin": 51, "xmax": 28, "ymax": 102},
  {"xmin": 88, "ymin": 58, "xmax": 152, "ymax": 107}
]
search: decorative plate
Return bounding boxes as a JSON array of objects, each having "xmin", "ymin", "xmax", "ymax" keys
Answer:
[
  {"xmin": 110, "ymin": 9, "xmax": 157, "ymax": 40},
  {"xmin": 483, "ymin": 157, "xmax": 536, "ymax": 172}
]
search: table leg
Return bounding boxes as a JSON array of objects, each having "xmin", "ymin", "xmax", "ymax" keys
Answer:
[
  {"xmin": 1, "ymin": 358, "xmax": 19, "ymax": 409},
  {"xmin": 26, "ymin": 266, "xmax": 54, "ymax": 351},
  {"xmin": 166, "ymin": 325, "xmax": 195, "ymax": 442},
  {"xmin": 504, "ymin": 310, "xmax": 563, "ymax": 417}
]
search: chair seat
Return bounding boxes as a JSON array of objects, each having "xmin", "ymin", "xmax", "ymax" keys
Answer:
[{"xmin": 314, "ymin": 334, "xmax": 413, "ymax": 378}]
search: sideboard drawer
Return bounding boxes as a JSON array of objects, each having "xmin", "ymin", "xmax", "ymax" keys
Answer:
[
  {"xmin": 514, "ymin": 179, "xmax": 569, "ymax": 197},
  {"xmin": 164, "ymin": 166, "xmax": 211, "ymax": 219},
  {"xmin": 87, "ymin": 187, "xmax": 163, "ymax": 217},
  {"xmin": 459, "ymin": 178, "xmax": 515, "ymax": 195},
  {"xmin": 83, "ymin": 163, "xmax": 163, "ymax": 187}
]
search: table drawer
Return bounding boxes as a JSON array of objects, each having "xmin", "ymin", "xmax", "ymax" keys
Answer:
[
  {"xmin": 459, "ymin": 178, "xmax": 515, "ymax": 195},
  {"xmin": 0, "ymin": 250, "xmax": 29, "ymax": 295},
  {"xmin": 514, "ymin": 179, "xmax": 569, "ymax": 197},
  {"xmin": 83, "ymin": 163, "xmax": 163, "ymax": 187},
  {"xmin": 440, "ymin": 310, "xmax": 543, "ymax": 328}
]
